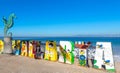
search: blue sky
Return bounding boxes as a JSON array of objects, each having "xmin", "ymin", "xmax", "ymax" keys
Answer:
[{"xmin": 0, "ymin": 0, "xmax": 120, "ymax": 37}]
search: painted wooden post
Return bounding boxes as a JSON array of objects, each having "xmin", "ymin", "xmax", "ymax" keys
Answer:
[
  {"xmin": 21, "ymin": 41, "xmax": 28, "ymax": 57},
  {"xmin": 75, "ymin": 41, "xmax": 88, "ymax": 66},
  {"xmin": 12, "ymin": 40, "xmax": 21, "ymax": 55},
  {"xmin": 58, "ymin": 41, "xmax": 74, "ymax": 64},
  {"xmin": 44, "ymin": 41, "xmax": 57, "ymax": 61},
  {"xmin": 28, "ymin": 41, "xmax": 34, "ymax": 58},
  {"xmin": 16, "ymin": 40, "xmax": 21, "ymax": 55},
  {"xmin": 34, "ymin": 41, "xmax": 43, "ymax": 59},
  {"xmin": 94, "ymin": 42, "xmax": 115, "ymax": 72},
  {"xmin": 0, "ymin": 40, "xmax": 4, "ymax": 54}
]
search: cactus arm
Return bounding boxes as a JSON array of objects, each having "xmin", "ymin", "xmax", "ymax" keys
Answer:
[
  {"xmin": 7, "ymin": 14, "xmax": 15, "ymax": 28},
  {"xmin": 2, "ymin": 17, "xmax": 7, "ymax": 25}
]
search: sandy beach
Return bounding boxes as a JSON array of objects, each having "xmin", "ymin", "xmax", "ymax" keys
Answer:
[{"xmin": 0, "ymin": 54, "xmax": 119, "ymax": 73}]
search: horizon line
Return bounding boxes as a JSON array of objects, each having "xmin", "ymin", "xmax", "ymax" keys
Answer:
[{"xmin": 0, "ymin": 34, "xmax": 120, "ymax": 37}]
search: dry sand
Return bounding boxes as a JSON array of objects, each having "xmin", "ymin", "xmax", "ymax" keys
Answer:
[{"xmin": 0, "ymin": 54, "xmax": 119, "ymax": 73}]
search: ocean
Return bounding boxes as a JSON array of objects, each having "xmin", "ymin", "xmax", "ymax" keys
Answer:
[{"xmin": 0, "ymin": 37, "xmax": 120, "ymax": 62}]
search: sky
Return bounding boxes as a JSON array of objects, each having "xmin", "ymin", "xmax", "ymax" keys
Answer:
[{"xmin": 0, "ymin": 0, "xmax": 120, "ymax": 37}]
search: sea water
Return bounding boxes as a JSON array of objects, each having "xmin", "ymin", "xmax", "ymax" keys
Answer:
[{"xmin": 0, "ymin": 37, "xmax": 120, "ymax": 62}]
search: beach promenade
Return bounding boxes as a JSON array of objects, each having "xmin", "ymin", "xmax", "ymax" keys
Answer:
[{"xmin": 0, "ymin": 54, "xmax": 119, "ymax": 73}]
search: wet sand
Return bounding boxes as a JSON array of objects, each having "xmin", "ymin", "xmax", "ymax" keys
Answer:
[{"xmin": 0, "ymin": 54, "xmax": 119, "ymax": 73}]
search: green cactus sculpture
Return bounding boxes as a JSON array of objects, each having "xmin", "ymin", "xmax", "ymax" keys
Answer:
[{"xmin": 2, "ymin": 13, "xmax": 16, "ymax": 37}]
